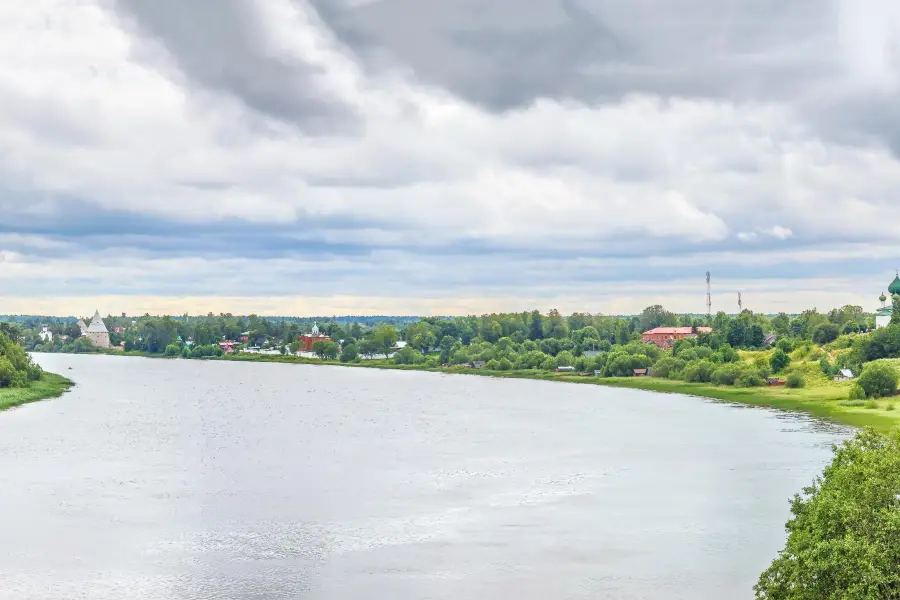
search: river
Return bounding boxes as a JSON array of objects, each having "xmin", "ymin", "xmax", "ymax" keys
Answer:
[{"xmin": 1, "ymin": 354, "xmax": 849, "ymax": 599}]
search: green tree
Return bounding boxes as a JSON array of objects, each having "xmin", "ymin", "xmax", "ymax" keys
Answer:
[
  {"xmin": 770, "ymin": 348, "xmax": 790, "ymax": 373},
  {"xmin": 0, "ymin": 323, "xmax": 22, "ymax": 344},
  {"xmin": 812, "ymin": 323, "xmax": 840, "ymax": 345},
  {"xmin": 639, "ymin": 305, "xmax": 676, "ymax": 332},
  {"xmin": 312, "ymin": 340, "xmax": 340, "ymax": 360},
  {"xmin": 372, "ymin": 324, "xmax": 399, "ymax": 357},
  {"xmin": 393, "ymin": 346, "xmax": 425, "ymax": 365},
  {"xmin": 755, "ymin": 429, "xmax": 900, "ymax": 599},
  {"xmin": 357, "ymin": 339, "xmax": 377, "ymax": 358},
  {"xmin": 405, "ymin": 321, "xmax": 437, "ymax": 352},
  {"xmin": 339, "ymin": 343, "xmax": 359, "ymax": 363},
  {"xmin": 856, "ymin": 361, "xmax": 899, "ymax": 398},
  {"xmin": 74, "ymin": 337, "xmax": 96, "ymax": 353},
  {"xmin": 529, "ymin": 310, "xmax": 544, "ymax": 340}
]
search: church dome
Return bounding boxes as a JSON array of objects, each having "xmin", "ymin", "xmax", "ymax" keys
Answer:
[{"xmin": 890, "ymin": 274, "xmax": 900, "ymax": 296}]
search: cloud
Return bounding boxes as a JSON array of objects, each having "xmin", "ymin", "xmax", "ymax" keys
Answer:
[
  {"xmin": 766, "ymin": 226, "xmax": 794, "ymax": 240},
  {"xmin": 1, "ymin": 0, "xmax": 900, "ymax": 315}
]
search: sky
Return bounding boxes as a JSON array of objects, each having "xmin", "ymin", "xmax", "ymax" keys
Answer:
[{"xmin": 2, "ymin": 0, "xmax": 900, "ymax": 317}]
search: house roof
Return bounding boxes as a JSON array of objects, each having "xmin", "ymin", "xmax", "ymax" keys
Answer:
[
  {"xmin": 643, "ymin": 326, "xmax": 712, "ymax": 335},
  {"xmin": 839, "ymin": 369, "xmax": 854, "ymax": 378},
  {"xmin": 85, "ymin": 310, "xmax": 108, "ymax": 334}
]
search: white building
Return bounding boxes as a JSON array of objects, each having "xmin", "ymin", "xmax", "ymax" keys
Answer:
[
  {"xmin": 39, "ymin": 326, "xmax": 53, "ymax": 343},
  {"xmin": 875, "ymin": 273, "xmax": 900, "ymax": 328},
  {"xmin": 84, "ymin": 310, "xmax": 111, "ymax": 348}
]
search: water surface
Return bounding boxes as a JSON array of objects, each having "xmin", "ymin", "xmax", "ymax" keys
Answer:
[{"xmin": 0, "ymin": 354, "xmax": 849, "ymax": 599}]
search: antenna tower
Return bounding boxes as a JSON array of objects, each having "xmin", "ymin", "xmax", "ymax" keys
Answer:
[
  {"xmin": 738, "ymin": 292, "xmax": 743, "ymax": 313},
  {"xmin": 705, "ymin": 271, "xmax": 712, "ymax": 319}
]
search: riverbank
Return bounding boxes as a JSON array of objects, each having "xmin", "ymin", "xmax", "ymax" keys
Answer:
[
  {"xmin": 70, "ymin": 349, "xmax": 900, "ymax": 430},
  {"xmin": 0, "ymin": 373, "xmax": 73, "ymax": 411},
  {"xmin": 213, "ymin": 353, "xmax": 899, "ymax": 430}
]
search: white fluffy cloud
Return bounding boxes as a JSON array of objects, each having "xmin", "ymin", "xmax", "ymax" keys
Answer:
[{"xmin": 2, "ymin": 0, "xmax": 900, "ymax": 315}]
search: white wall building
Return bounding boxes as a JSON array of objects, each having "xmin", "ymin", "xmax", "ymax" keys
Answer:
[{"xmin": 84, "ymin": 310, "xmax": 111, "ymax": 348}]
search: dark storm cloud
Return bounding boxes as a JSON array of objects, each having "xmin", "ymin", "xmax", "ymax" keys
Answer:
[
  {"xmin": 310, "ymin": 0, "xmax": 833, "ymax": 108},
  {"xmin": 110, "ymin": 0, "xmax": 362, "ymax": 134},
  {"xmin": 310, "ymin": 0, "xmax": 900, "ymax": 154}
]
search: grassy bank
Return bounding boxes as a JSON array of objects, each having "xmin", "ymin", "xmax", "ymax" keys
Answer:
[
  {"xmin": 80, "ymin": 349, "xmax": 900, "ymax": 430},
  {"xmin": 0, "ymin": 373, "xmax": 73, "ymax": 411}
]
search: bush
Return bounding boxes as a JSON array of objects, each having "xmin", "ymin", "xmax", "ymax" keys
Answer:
[
  {"xmin": 26, "ymin": 363, "xmax": 43, "ymax": 381},
  {"xmin": 857, "ymin": 361, "xmax": 899, "ymax": 398},
  {"xmin": 840, "ymin": 399, "xmax": 867, "ymax": 407},
  {"xmin": 785, "ymin": 372, "xmax": 805, "ymax": 388},
  {"xmin": 555, "ymin": 350, "xmax": 575, "ymax": 367},
  {"xmin": 0, "ymin": 357, "xmax": 17, "ymax": 388},
  {"xmin": 339, "ymin": 343, "xmax": 359, "ymax": 363},
  {"xmin": 496, "ymin": 357, "xmax": 513, "ymax": 371},
  {"xmin": 683, "ymin": 360, "xmax": 716, "ymax": 383},
  {"xmin": 849, "ymin": 383, "xmax": 867, "ymax": 400},
  {"xmin": 864, "ymin": 399, "xmax": 879, "ymax": 410},
  {"xmin": 770, "ymin": 349, "xmax": 790, "ymax": 373},
  {"xmin": 775, "ymin": 338, "xmax": 793, "ymax": 354},
  {"xmin": 164, "ymin": 344, "xmax": 181, "ymax": 357},
  {"xmin": 651, "ymin": 357, "xmax": 686, "ymax": 378},
  {"xmin": 735, "ymin": 372, "xmax": 764, "ymax": 388},
  {"xmin": 711, "ymin": 363, "xmax": 741, "ymax": 385},
  {"xmin": 812, "ymin": 322, "xmax": 840, "ymax": 345},
  {"xmin": 393, "ymin": 346, "xmax": 425, "ymax": 365},
  {"xmin": 190, "ymin": 344, "xmax": 223, "ymax": 358}
]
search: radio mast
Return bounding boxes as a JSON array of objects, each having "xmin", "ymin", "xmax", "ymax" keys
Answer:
[
  {"xmin": 738, "ymin": 292, "xmax": 743, "ymax": 313},
  {"xmin": 706, "ymin": 271, "xmax": 712, "ymax": 319}
]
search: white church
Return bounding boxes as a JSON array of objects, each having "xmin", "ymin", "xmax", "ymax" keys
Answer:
[{"xmin": 875, "ymin": 273, "xmax": 900, "ymax": 328}]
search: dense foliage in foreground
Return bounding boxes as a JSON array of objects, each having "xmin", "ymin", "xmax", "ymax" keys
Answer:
[
  {"xmin": 755, "ymin": 429, "xmax": 900, "ymax": 599},
  {"xmin": 0, "ymin": 329, "xmax": 43, "ymax": 388}
]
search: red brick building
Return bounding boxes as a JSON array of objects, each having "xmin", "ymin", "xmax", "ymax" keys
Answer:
[
  {"xmin": 641, "ymin": 326, "xmax": 712, "ymax": 349},
  {"xmin": 298, "ymin": 323, "xmax": 331, "ymax": 352}
]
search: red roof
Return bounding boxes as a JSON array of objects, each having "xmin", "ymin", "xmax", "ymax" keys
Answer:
[{"xmin": 643, "ymin": 327, "xmax": 712, "ymax": 335}]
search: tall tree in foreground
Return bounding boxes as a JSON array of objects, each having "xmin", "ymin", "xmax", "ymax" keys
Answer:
[{"xmin": 755, "ymin": 429, "xmax": 900, "ymax": 599}]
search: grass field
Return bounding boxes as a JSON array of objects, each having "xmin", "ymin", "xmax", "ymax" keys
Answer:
[{"xmin": 0, "ymin": 373, "xmax": 73, "ymax": 412}]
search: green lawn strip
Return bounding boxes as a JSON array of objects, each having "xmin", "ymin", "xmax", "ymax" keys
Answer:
[{"xmin": 0, "ymin": 372, "xmax": 73, "ymax": 411}]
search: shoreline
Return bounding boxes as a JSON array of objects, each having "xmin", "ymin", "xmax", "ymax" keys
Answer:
[
  {"xmin": 56, "ymin": 350, "xmax": 900, "ymax": 430},
  {"xmin": 0, "ymin": 372, "xmax": 73, "ymax": 412}
]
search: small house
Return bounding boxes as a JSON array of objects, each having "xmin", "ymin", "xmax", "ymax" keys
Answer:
[
  {"xmin": 472, "ymin": 361, "xmax": 487, "ymax": 369},
  {"xmin": 556, "ymin": 366, "xmax": 576, "ymax": 373},
  {"xmin": 594, "ymin": 370, "xmax": 604, "ymax": 376},
  {"xmin": 766, "ymin": 377, "xmax": 785, "ymax": 386},
  {"xmin": 633, "ymin": 368, "xmax": 649, "ymax": 377},
  {"xmin": 834, "ymin": 369, "xmax": 854, "ymax": 383}
]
